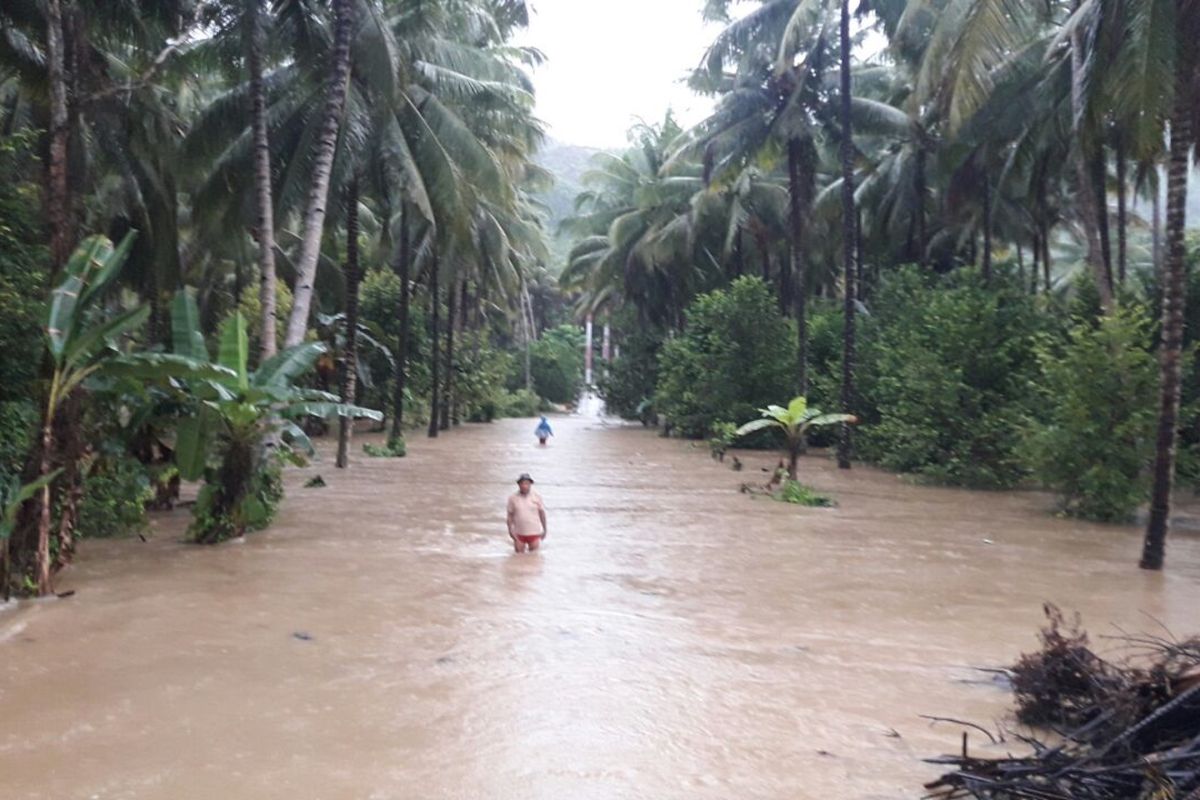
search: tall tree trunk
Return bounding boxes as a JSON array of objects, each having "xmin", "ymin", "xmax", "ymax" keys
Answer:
[
  {"xmin": 1016, "ymin": 242, "xmax": 1025, "ymax": 288},
  {"xmin": 585, "ymin": 313, "xmax": 594, "ymax": 386},
  {"xmin": 45, "ymin": 0, "xmax": 71, "ymax": 270},
  {"xmin": 787, "ymin": 136, "xmax": 809, "ymax": 398},
  {"xmin": 915, "ymin": 145, "xmax": 927, "ymax": 267},
  {"xmin": 1116, "ymin": 139, "xmax": 1128, "ymax": 285},
  {"xmin": 1093, "ymin": 149, "xmax": 1114, "ymax": 289},
  {"xmin": 440, "ymin": 278, "xmax": 455, "ymax": 430},
  {"xmin": 1069, "ymin": 21, "xmax": 1113, "ymax": 310},
  {"xmin": 981, "ymin": 171, "xmax": 993, "ymax": 283},
  {"xmin": 247, "ymin": 0, "xmax": 279, "ymax": 361},
  {"xmin": 1141, "ymin": 93, "xmax": 1192, "ymax": 571},
  {"xmin": 1031, "ymin": 231, "xmax": 1041, "ymax": 294},
  {"xmin": 836, "ymin": 0, "xmax": 856, "ymax": 471},
  {"xmin": 283, "ymin": 0, "xmax": 353, "ymax": 347},
  {"xmin": 336, "ymin": 180, "xmax": 361, "ymax": 468},
  {"xmin": 389, "ymin": 209, "xmax": 410, "ymax": 444},
  {"xmin": 734, "ymin": 228, "xmax": 744, "ymax": 277},
  {"xmin": 1042, "ymin": 224, "xmax": 1053, "ymax": 293},
  {"xmin": 856, "ymin": 207, "xmax": 865, "ymax": 296},
  {"xmin": 427, "ymin": 256, "xmax": 440, "ymax": 439},
  {"xmin": 1152, "ymin": 174, "xmax": 1164, "ymax": 277}
]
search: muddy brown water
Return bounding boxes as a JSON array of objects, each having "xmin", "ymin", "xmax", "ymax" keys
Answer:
[{"xmin": 3, "ymin": 414, "xmax": 1200, "ymax": 800}]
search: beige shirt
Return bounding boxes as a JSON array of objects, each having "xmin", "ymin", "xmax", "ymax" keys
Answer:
[{"xmin": 507, "ymin": 490, "xmax": 545, "ymax": 536}]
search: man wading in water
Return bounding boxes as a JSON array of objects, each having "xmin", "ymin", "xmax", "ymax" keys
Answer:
[{"xmin": 507, "ymin": 473, "xmax": 547, "ymax": 553}]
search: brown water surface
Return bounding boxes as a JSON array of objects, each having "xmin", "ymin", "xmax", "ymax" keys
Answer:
[{"xmin": 3, "ymin": 414, "xmax": 1199, "ymax": 799}]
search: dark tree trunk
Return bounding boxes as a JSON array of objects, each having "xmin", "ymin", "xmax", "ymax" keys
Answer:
[
  {"xmin": 734, "ymin": 228, "xmax": 744, "ymax": 278},
  {"xmin": 1016, "ymin": 243, "xmax": 1025, "ymax": 288},
  {"xmin": 787, "ymin": 136, "xmax": 810, "ymax": 397},
  {"xmin": 1031, "ymin": 231, "xmax": 1041, "ymax": 294},
  {"xmin": 389, "ymin": 210, "xmax": 410, "ymax": 444},
  {"xmin": 1116, "ymin": 139, "xmax": 1128, "ymax": 285},
  {"xmin": 981, "ymin": 171, "xmax": 993, "ymax": 283},
  {"xmin": 45, "ymin": 0, "xmax": 72, "ymax": 270},
  {"xmin": 336, "ymin": 179, "xmax": 361, "ymax": 468},
  {"xmin": 1093, "ymin": 149, "xmax": 1114, "ymax": 291},
  {"xmin": 1042, "ymin": 225, "xmax": 1052, "ymax": 293},
  {"xmin": 441, "ymin": 278, "xmax": 456, "ymax": 430},
  {"xmin": 1141, "ymin": 91, "xmax": 1192, "ymax": 571},
  {"xmin": 283, "ymin": 0, "xmax": 353, "ymax": 347},
  {"xmin": 427, "ymin": 256, "xmax": 440, "ymax": 439},
  {"xmin": 247, "ymin": 0, "xmax": 279, "ymax": 361},
  {"xmin": 856, "ymin": 207, "xmax": 865, "ymax": 296},
  {"xmin": 1069, "ymin": 19, "xmax": 1113, "ymax": 310},
  {"xmin": 1153, "ymin": 175, "xmax": 1164, "ymax": 277},
  {"xmin": 836, "ymin": 0, "xmax": 856, "ymax": 471},
  {"xmin": 915, "ymin": 145, "xmax": 927, "ymax": 267}
]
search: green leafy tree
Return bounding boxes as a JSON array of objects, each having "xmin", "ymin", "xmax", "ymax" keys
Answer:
[
  {"xmin": 1024, "ymin": 308, "xmax": 1158, "ymax": 521},
  {"xmin": 736, "ymin": 396, "xmax": 854, "ymax": 480},
  {"xmin": 530, "ymin": 325, "xmax": 585, "ymax": 405},
  {"xmin": 656, "ymin": 277, "xmax": 795, "ymax": 438}
]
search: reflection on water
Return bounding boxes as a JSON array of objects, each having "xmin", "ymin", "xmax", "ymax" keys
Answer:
[{"xmin": 2, "ymin": 416, "xmax": 1199, "ymax": 799}]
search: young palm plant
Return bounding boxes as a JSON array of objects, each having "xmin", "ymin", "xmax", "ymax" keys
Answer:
[{"xmin": 735, "ymin": 396, "xmax": 855, "ymax": 481}]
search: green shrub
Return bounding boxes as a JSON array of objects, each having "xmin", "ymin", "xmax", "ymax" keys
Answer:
[
  {"xmin": 499, "ymin": 388, "xmax": 541, "ymax": 418},
  {"xmin": 364, "ymin": 439, "xmax": 407, "ymax": 457},
  {"xmin": 455, "ymin": 332, "xmax": 513, "ymax": 423},
  {"xmin": 856, "ymin": 266, "xmax": 1045, "ymax": 488},
  {"xmin": 1023, "ymin": 308, "xmax": 1158, "ymax": 521},
  {"xmin": 530, "ymin": 324, "xmax": 585, "ymax": 404},
  {"xmin": 596, "ymin": 316, "xmax": 663, "ymax": 419},
  {"xmin": 77, "ymin": 454, "xmax": 153, "ymax": 538},
  {"xmin": 708, "ymin": 421, "xmax": 737, "ymax": 460},
  {"xmin": 0, "ymin": 132, "xmax": 48, "ymax": 404},
  {"xmin": 0, "ymin": 400, "xmax": 37, "ymax": 481},
  {"xmin": 776, "ymin": 479, "xmax": 835, "ymax": 507},
  {"xmin": 656, "ymin": 277, "xmax": 796, "ymax": 439}
]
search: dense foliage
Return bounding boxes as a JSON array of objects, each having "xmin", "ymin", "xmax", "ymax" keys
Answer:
[{"xmin": 656, "ymin": 278, "xmax": 796, "ymax": 439}]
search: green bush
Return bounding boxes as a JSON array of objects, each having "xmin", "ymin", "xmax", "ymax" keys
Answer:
[
  {"xmin": 856, "ymin": 266, "xmax": 1046, "ymax": 488},
  {"xmin": 530, "ymin": 324, "xmax": 586, "ymax": 404},
  {"xmin": 455, "ymin": 332, "xmax": 513, "ymax": 423},
  {"xmin": 498, "ymin": 388, "xmax": 541, "ymax": 418},
  {"xmin": 596, "ymin": 326, "xmax": 663, "ymax": 420},
  {"xmin": 1023, "ymin": 308, "xmax": 1158, "ymax": 521},
  {"xmin": 776, "ymin": 479, "xmax": 835, "ymax": 507},
  {"xmin": 364, "ymin": 439, "xmax": 407, "ymax": 457},
  {"xmin": 77, "ymin": 454, "xmax": 153, "ymax": 538},
  {"xmin": 0, "ymin": 133, "xmax": 49, "ymax": 404},
  {"xmin": 656, "ymin": 277, "xmax": 796, "ymax": 439},
  {"xmin": 0, "ymin": 401, "xmax": 37, "ymax": 481}
]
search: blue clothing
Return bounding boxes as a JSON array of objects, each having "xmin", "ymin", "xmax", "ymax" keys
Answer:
[{"xmin": 535, "ymin": 418, "xmax": 553, "ymax": 438}]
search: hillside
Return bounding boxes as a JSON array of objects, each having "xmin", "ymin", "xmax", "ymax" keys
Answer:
[{"xmin": 533, "ymin": 139, "xmax": 607, "ymax": 271}]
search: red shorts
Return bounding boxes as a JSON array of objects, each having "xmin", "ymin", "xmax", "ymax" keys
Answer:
[{"xmin": 516, "ymin": 534, "xmax": 544, "ymax": 545}]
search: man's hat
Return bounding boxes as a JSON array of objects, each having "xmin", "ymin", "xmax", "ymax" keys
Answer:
[{"xmin": 516, "ymin": 473, "xmax": 534, "ymax": 484}]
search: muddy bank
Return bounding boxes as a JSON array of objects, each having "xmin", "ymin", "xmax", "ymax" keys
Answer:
[{"xmin": 2, "ymin": 416, "xmax": 1199, "ymax": 799}]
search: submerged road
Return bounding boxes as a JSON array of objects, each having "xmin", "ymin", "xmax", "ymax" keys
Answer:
[{"xmin": 3, "ymin": 413, "xmax": 1200, "ymax": 799}]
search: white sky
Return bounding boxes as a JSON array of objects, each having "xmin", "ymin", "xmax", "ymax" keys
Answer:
[{"xmin": 517, "ymin": 1, "xmax": 722, "ymax": 148}]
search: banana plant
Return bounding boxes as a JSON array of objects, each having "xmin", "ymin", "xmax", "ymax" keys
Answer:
[
  {"xmin": 112, "ymin": 291, "xmax": 382, "ymax": 543},
  {"xmin": 736, "ymin": 396, "xmax": 855, "ymax": 480},
  {"xmin": 12, "ymin": 234, "xmax": 151, "ymax": 597}
]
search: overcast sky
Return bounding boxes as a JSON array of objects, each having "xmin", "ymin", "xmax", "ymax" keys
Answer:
[{"xmin": 517, "ymin": 1, "xmax": 722, "ymax": 148}]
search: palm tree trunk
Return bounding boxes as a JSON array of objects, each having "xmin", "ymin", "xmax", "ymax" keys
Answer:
[
  {"xmin": 787, "ymin": 137, "xmax": 809, "ymax": 397},
  {"xmin": 440, "ymin": 278, "xmax": 456, "ymax": 430},
  {"xmin": 1152, "ymin": 174, "xmax": 1163, "ymax": 277},
  {"xmin": 1031, "ymin": 231, "xmax": 1041, "ymax": 294},
  {"xmin": 283, "ymin": 0, "xmax": 353, "ymax": 348},
  {"xmin": 1140, "ymin": 93, "xmax": 1192, "ymax": 571},
  {"xmin": 1016, "ymin": 242, "xmax": 1025, "ymax": 287},
  {"xmin": 35, "ymin": 420, "xmax": 54, "ymax": 596},
  {"xmin": 45, "ymin": 0, "xmax": 71, "ymax": 270},
  {"xmin": 1093, "ymin": 150, "xmax": 1114, "ymax": 289},
  {"xmin": 336, "ymin": 180, "xmax": 361, "ymax": 469},
  {"xmin": 389, "ymin": 209, "xmax": 410, "ymax": 444},
  {"xmin": 836, "ymin": 0, "xmax": 856, "ymax": 471},
  {"xmin": 427, "ymin": 255, "xmax": 440, "ymax": 439},
  {"xmin": 915, "ymin": 145, "xmax": 927, "ymax": 267},
  {"xmin": 981, "ymin": 171, "xmax": 993, "ymax": 283},
  {"xmin": 247, "ymin": 0, "xmax": 279, "ymax": 361},
  {"xmin": 1116, "ymin": 139, "xmax": 1128, "ymax": 285},
  {"xmin": 1069, "ymin": 22, "xmax": 1113, "ymax": 310},
  {"xmin": 1042, "ymin": 225, "xmax": 1052, "ymax": 293}
]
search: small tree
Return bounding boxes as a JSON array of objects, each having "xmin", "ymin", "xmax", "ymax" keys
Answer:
[{"xmin": 736, "ymin": 396, "xmax": 854, "ymax": 480}]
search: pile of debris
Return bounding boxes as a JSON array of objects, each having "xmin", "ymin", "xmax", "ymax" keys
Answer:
[{"xmin": 926, "ymin": 605, "xmax": 1200, "ymax": 799}]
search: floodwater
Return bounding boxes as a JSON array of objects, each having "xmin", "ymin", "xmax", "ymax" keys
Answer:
[{"xmin": 3, "ymin": 414, "xmax": 1200, "ymax": 800}]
